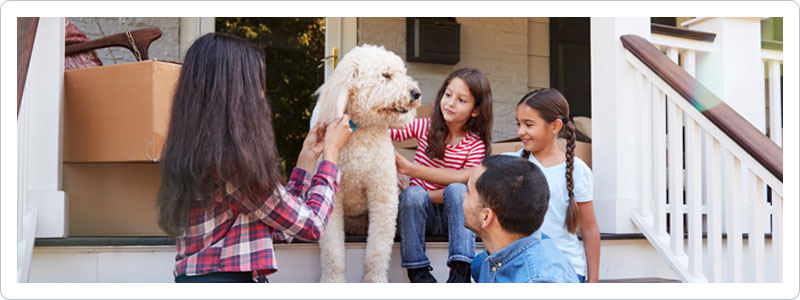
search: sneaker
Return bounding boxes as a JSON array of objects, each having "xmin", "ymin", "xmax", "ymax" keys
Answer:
[
  {"xmin": 407, "ymin": 266, "xmax": 437, "ymax": 283},
  {"xmin": 446, "ymin": 261, "xmax": 471, "ymax": 283}
]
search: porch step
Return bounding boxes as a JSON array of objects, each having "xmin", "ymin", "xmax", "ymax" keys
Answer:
[
  {"xmin": 31, "ymin": 236, "xmax": 679, "ymax": 283},
  {"xmin": 599, "ymin": 277, "xmax": 680, "ymax": 283}
]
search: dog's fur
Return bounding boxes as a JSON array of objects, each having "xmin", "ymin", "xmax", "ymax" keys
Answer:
[{"xmin": 311, "ymin": 45, "xmax": 420, "ymax": 282}]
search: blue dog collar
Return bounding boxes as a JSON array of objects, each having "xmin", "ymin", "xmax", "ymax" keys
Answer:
[{"xmin": 348, "ymin": 120, "xmax": 357, "ymax": 131}]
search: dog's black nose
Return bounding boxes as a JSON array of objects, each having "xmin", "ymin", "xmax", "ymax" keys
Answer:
[{"xmin": 410, "ymin": 88, "xmax": 421, "ymax": 102}]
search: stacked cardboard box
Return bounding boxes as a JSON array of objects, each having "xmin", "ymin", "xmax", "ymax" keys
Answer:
[{"xmin": 63, "ymin": 61, "xmax": 180, "ymax": 236}]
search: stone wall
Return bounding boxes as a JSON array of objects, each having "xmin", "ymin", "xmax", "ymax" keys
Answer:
[
  {"xmin": 528, "ymin": 17, "xmax": 550, "ymax": 91},
  {"xmin": 358, "ymin": 17, "xmax": 549, "ymax": 141},
  {"xmin": 68, "ymin": 17, "xmax": 180, "ymax": 64}
]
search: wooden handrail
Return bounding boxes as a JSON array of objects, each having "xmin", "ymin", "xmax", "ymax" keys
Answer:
[
  {"xmin": 621, "ymin": 34, "xmax": 782, "ymax": 181},
  {"xmin": 17, "ymin": 17, "xmax": 39, "ymax": 118},
  {"xmin": 65, "ymin": 27, "xmax": 162, "ymax": 61},
  {"xmin": 651, "ymin": 23, "xmax": 716, "ymax": 42}
]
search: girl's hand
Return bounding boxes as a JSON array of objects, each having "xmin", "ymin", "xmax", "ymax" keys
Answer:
[
  {"xmin": 323, "ymin": 114, "xmax": 354, "ymax": 164},
  {"xmin": 394, "ymin": 151, "xmax": 413, "ymax": 175}
]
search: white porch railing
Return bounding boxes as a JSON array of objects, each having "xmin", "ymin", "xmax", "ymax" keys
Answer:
[
  {"xmin": 622, "ymin": 35, "xmax": 783, "ymax": 283},
  {"xmin": 653, "ymin": 29, "xmax": 784, "ymax": 148},
  {"xmin": 651, "ymin": 32, "xmax": 712, "ymax": 77},
  {"xmin": 762, "ymin": 48, "xmax": 783, "ymax": 146}
]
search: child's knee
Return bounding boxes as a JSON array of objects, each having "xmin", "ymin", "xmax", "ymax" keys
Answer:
[
  {"xmin": 399, "ymin": 186, "xmax": 428, "ymax": 210},
  {"xmin": 444, "ymin": 183, "xmax": 466, "ymax": 199}
]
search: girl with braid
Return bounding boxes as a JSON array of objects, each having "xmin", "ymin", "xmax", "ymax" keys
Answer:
[
  {"xmin": 511, "ymin": 88, "xmax": 599, "ymax": 283},
  {"xmin": 395, "ymin": 88, "xmax": 599, "ymax": 282}
]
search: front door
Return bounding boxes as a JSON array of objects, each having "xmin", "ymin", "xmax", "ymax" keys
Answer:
[{"xmin": 550, "ymin": 17, "xmax": 591, "ymax": 118}]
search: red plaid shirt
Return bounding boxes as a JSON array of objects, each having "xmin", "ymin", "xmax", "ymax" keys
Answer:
[{"xmin": 173, "ymin": 160, "xmax": 340, "ymax": 282}]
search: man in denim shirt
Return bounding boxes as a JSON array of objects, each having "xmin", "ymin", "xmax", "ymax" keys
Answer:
[{"xmin": 463, "ymin": 155, "xmax": 579, "ymax": 283}]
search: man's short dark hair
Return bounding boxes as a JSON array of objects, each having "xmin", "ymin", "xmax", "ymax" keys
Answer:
[{"xmin": 475, "ymin": 155, "xmax": 549, "ymax": 236}]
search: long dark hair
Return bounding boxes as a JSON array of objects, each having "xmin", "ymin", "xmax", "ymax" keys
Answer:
[
  {"xmin": 426, "ymin": 68, "xmax": 493, "ymax": 160},
  {"xmin": 517, "ymin": 88, "xmax": 580, "ymax": 234},
  {"xmin": 157, "ymin": 33, "xmax": 284, "ymax": 236}
]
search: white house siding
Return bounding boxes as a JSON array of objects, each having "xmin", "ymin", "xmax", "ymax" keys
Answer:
[
  {"xmin": 68, "ymin": 17, "xmax": 181, "ymax": 65},
  {"xmin": 358, "ymin": 17, "xmax": 531, "ymax": 141}
]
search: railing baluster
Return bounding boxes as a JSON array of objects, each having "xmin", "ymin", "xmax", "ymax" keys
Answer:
[
  {"xmin": 654, "ymin": 88, "xmax": 668, "ymax": 236},
  {"xmin": 667, "ymin": 47, "xmax": 679, "ymax": 64},
  {"xmin": 685, "ymin": 118, "xmax": 703, "ymax": 280},
  {"xmin": 767, "ymin": 60, "xmax": 782, "ymax": 146},
  {"xmin": 683, "ymin": 50, "xmax": 696, "ymax": 76},
  {"xmin": 706, "ymin": 135, "xmax": 723, "ymax": 282},
  {"xmin": 725, "ymin": 151, "xmax": 743, "ymax": 282},
  {"xmin": 772, "ymin": 189, "xmax": 782, "ymax": 282},
  {"xmin": 749, "ymin": 173, "xmax": 766, "ymax": 282},
  {"xmin": 667, "ymin": 99, "xmax": 684, "ymax": 258},
  {"xmin": 638, "ymin": 73, "xmax": 653, "ymax": 217}
]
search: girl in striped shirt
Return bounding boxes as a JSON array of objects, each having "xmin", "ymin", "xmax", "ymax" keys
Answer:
[{"xmin": 390, "ymin": 68, "xmax": 493, "ymax": 283}]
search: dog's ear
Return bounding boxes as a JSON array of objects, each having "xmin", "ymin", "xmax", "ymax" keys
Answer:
[{"xmin": 310, "ymin": 63, "xmax": 357, "ymax": 127}]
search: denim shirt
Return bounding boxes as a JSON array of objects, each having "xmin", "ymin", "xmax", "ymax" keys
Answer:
[{"xmin": 471, "ymin": 231, "xmax": 579, "ymax": 283}]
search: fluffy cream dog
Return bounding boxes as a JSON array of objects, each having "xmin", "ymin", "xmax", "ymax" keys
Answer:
[{"xmin": 311, "ymin": 45, "xmax": 421, "ymax": 282}]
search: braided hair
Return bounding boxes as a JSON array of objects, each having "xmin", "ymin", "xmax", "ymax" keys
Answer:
[{"xmin": 517, "ymin": 88, "xmax": 580, "ymax": 234}]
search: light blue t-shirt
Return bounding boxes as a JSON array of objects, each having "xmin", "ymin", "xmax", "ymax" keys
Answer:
[{"xmin": 503, "ymin": 149, "xmax": 593, "ymax": 277}]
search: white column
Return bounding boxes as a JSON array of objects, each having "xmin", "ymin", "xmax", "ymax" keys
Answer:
[
  {"xmin": 590, "ymin": 17, "xmax": 650, "ymax": 233},
  {"xmin": 688, "ymin": 17, "xmax": 766, "ymax": 133}
]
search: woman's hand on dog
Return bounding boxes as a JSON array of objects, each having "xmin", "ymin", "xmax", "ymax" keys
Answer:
[
  {"xmin": 323, "ymin": 114, "xmax": 354, "ymax": 164},
  {"xmin": 297, "ymin": 122, "xmax": 328, "ymax": 172}
]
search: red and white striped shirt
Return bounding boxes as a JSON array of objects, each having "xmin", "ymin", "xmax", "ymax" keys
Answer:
[{"xmin": 390, "ymin": 118, "xmax": 486, "ymax": 191}]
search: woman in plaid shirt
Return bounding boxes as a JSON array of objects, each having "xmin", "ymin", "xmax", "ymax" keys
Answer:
[{"xmin": 157, "ymin": 33, "xmax": 353, "ymax": 283}]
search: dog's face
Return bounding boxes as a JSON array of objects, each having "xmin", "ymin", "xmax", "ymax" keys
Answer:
[{"xmin": 311, "ymin": 45, "xmax": 421, "ymax": 129}]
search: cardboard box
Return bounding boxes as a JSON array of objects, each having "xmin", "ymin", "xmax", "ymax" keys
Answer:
[
  {"xmin": 64, "ymin": 61, "xmax": 181, "ymax": 162},
  {"xmin": 64, "ymin": 163, "xmax": 165, "ymax": 236},
  {"xmin": 556, "ymin": 139, "xmax": 592, "ymax": 169}
]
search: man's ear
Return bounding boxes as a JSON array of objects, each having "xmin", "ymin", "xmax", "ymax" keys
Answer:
[{"xmin": 481, "ymin": 207, "xmax": 494, "ymax": 229}]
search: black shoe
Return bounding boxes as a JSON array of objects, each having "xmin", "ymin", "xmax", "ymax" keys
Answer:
[
  {"xmin": 446, "ymin": 261, "xmax": 472, "ymax": 283},
  {"xmin": 407, "ymin": 266, "xmax": 437, "ymax": 283}
]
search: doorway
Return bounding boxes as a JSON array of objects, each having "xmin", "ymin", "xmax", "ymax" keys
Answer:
[
  {"xmin": 216, "ymin": 17, "xmax": 326, "ymax": 176},
  {"xmin": 549, "ymin": 18, "xmax": 591, "ymax": 118}
]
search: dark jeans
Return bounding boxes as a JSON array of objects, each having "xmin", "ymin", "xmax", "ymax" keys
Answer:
[{"xmin": 175, "ymin": 272, "xmax": 268, "ymax": 283}]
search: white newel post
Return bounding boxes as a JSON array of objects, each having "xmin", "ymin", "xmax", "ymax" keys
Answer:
[
  {"xmin": 21, "ymin": 17, "xmax": 68, "ymax": 238},
  {"xmin": 590, "ymin": 18, "xmax": 650, "ymax": 233},
  {"xmin": 687, "ymin": 17, "xmax": 767, "ymax": 133},
  {"xmin": 17, "ymin": 17, "xmax": 68, "ymax": 282}
]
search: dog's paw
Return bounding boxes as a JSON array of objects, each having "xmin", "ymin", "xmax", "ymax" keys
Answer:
[
  {"xmin": 361, "ymin": 272, "xmax": 388, "ymax": 283},
  {"xmin": 320, "ymin": 272, "xmax": 347, "ymax": 283}
]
